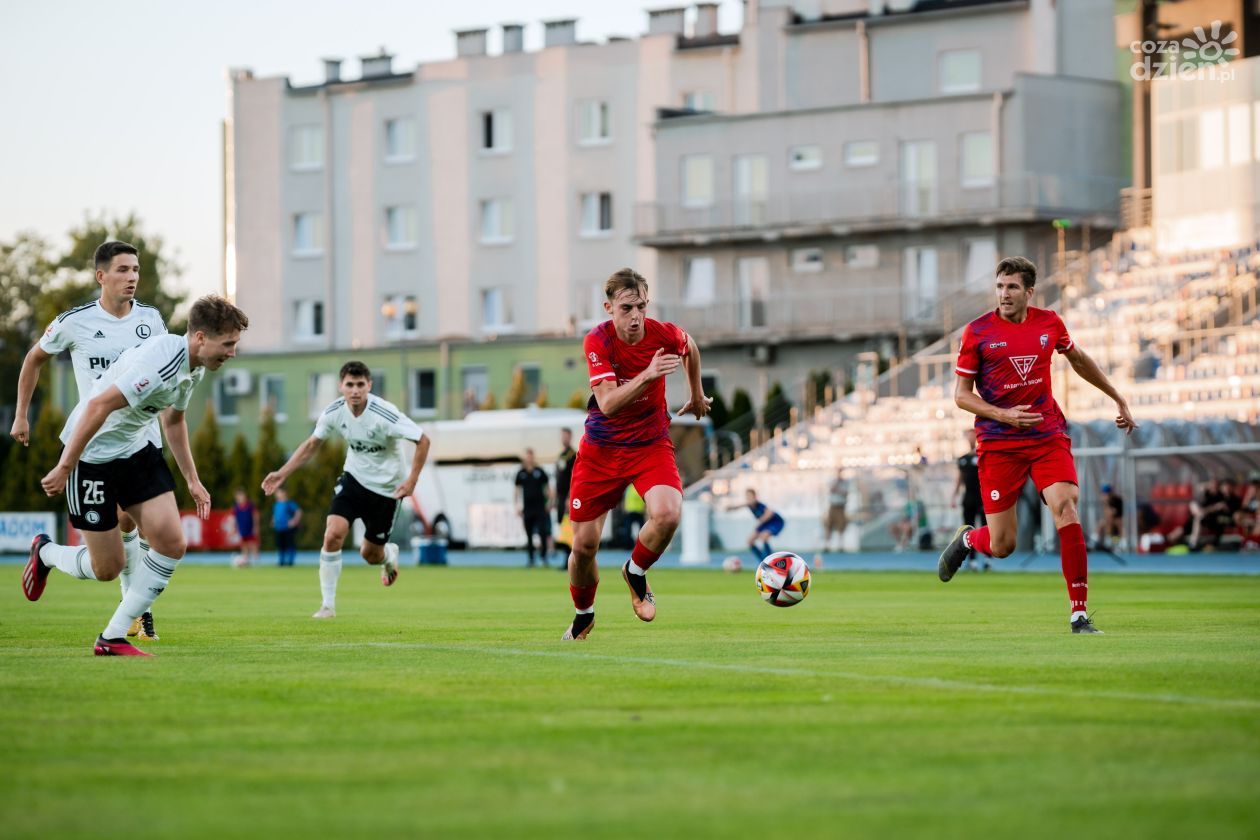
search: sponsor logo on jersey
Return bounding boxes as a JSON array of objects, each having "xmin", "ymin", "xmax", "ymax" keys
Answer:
[
  {"xmin": 88, "ymin": 357, "xmax": 112, "ymax": 371},
  {"xmin": 132, "ymin": 378, "xmax": 150, "ymax": 394},
  {"xmin": 349, "ymin": 442, "xmax": 385, "ymax": 454},
  {"xmin": 136, "ymin": 324, "xmax": 152, "ymax": 339},
  {"xmin": 94, "ymin": 330, "xmax": 106, "ymax": 338},
  {"xmin": 588, "ymin": 352, "xmax": 599, "ymax": 363},
  {"xmin": 1008, "ymin": 355, "xmax": 1037, "ymax": 382},
  {"xmin": 988, "ymin": 341, "xmax": 1007, "ymax": 348},
  {"xmin": 1039, "ymin": 333, "xmax": 1049, "ymax": 348}
]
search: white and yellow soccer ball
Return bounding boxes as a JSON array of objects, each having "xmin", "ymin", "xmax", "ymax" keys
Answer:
[
  {"xmin": 722, "ymin": 555, "xmax": 743, "ymax": 573},
  {"xmin": 754, "ymin": 551, "xmax": 811, "ymax": 607}
]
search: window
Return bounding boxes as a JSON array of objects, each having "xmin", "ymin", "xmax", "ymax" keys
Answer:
[
  {"xmin": 308, "ymin": 372, "xmax": 337, "ymax": 419},
  {"xmin": 846, "ymin": 244, "xmax": 879, "ymax": 269},
  {"xmin": 902, "ymin": 246, "xmax": 939, "ymax": 320},
  {"xmin": 480, "ymin": 199, "xmax": 514, "ymax": 243},
  {"xmin": 385, "ymin": 117, "xmax": 415, "ymax": 162},
  {"xmin": 964, "ymin": 238, "xmax": 997, "ymax": 291},
  {"xmin": 684, "ymin": 257, "xmax": 716, "ymax": 305},
  {"xmin": 1228, "ymin": 103, "xmax": 1250, "ymax": 165},
  {"xmin": 734, "ymin": 155, "xmax": 768, "ymax": 225},
  {"xmin": 939, "ymin": 49, "xmax": 981, "ymax": 94},
  {"xmin": 383, "ymin": 295, "xmax": 419, "ymax": 339},
  {"xmin": 261, "ymin": 374, "xmax": 287, "ymax": 422},
  {"xmin": 410, "ymin": 369, "xmax": 437, "ymax": 416},
  {"xmin": 1199, "ymin": 109, "xmax": 1225, "ymax": 170},
  {"xmin": 960, "ymin": 131, "xmax": 994, "ymax": 188},
  {"xmin": 481, "ymin": 288, "xmax": 511, "ymax": 329},
  {"xmin": 579, "ymin": 192, "xmax": 613, "ymax": 235},
  {"xmin": 791, "ymin": 248, "xmax": 825, "ymax": 273},
  {"xmin": 789, "ymin": 145, "xmax": 822, "ymax": 171},
  {"xmin": 844, "ymin": 141, "xmax": 879, "ymax": 168},
  {"xmin": 293, "ymin": 212, "xmax": 323, "ymax": 255},
  {"xmin": 481, "ymin": 108, "xmax": 513, "ymax": 153},
  {"xmin": 518, "ymin": 364, "xmax": 542, "ymax": 404},
  {"xmin": 577, "ymin": 100, "xmax": 611, "ymax": 144},
  {"xmin": 682, "ymin": 155, "xmax": 714, "ymax": 207},
  {"xmin": 294, "ymin": 299, "xmax": 324, "ymax": 341},
  {"xmin": 370, "ymin": 372, "xmax": 386, "ymax": 397},
  {"xmin": 737, "ymin": 257, "xmax": 770, "ymax": 329},
  {"xmin": 214, "ymin": 379, "xmax": 239, "ymax": 423},
  {"xmin": 682, "ymin": 91, "xmax": 714, "ymax": 111},
  {"xmin": 461, "ymin": 366, "xmax": 489, "ymax": 414},
  {"xmin": 901, "ymin": 140, "xmax": 938, "ymax": 217},
  {"xmin": 290, "ymin": 125, "xmax": 323, "ymax": 170},
  {"xmin": 385, "ymin": 205, "xmax": 418, "ymax": 249},
  {"xmin": 583, "ymin": 282, "xmax": 607, "ymax": 325}
]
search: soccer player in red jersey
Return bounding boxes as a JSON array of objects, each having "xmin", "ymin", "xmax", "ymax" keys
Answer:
[
  {"xmin": 561, "ymin": 268, "xmax": 711, "ymax": 640},
  {"xmin": 937, "ymin": 257, "xmax": 1137, "ymax": 634}
]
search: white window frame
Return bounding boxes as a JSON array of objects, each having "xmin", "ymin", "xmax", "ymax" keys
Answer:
[
  {"xmin": 481, "ymin": 288, "xmax": 513, "ymax": 331},
  {"xmin": 384, "ymin": 117, "xmax": 416, "ymax": 163},
  {"xmin": 960, "ymin": 131, "xmax": 995, "ymax": 188},
  {"xmin": 308, "ymin": 372, "xmax": 337, "ymax": 420},
  {"xmin": 409, "ymin": 368, "xmax": 438, "ymax": 417},
  {"xmin": 260, "ymin": 374, "xmax": 287, "ymax": 422},
  {"xmin": 293, "ymin": 299, "xmax": 325, "ymax": 343},
  {"xmin": 939, "ymin": 49, "xmax": 982, "ymax": 95},
  {"xmin": 681, "ymin": 155, "xmax": 715, "ymax": 208},
  {"xmin": 684, "ymin": 256, "xmax": 716, "ymax": 306},
  {"xmin": 844, "ymin": 141, "xmax": 880, "ymax": 168},
  {"xmin": 385, "ymin": 205, "xmax": 418, "ymax": 250},
  {"xmin": 791, "ymin": 247, "xmax": 825, "ymax": 273},
  {"xmin": 579, "ymin": 192, "xmax": 614, "ymax": 237},
  {"xmin": 214, "ymin": 378, "xmax": 240, "ymax": 424},
  {"xmin": 579, "ymin": 282, "xmax": 607, "ymax": 329},
  {"xmin": 789, "ymin": 145, "xmax": 823, "ymax": 172},
  {"xmin": 290, "ymin": 125, "xmax": 323, "ymax": 171},
  {"xmin": 577, "ymin": 100, "xmax": 611, "ymax": 146},
  {"xmin": 292, "ymin": 212, "xmax": 324, "ymax": 257},
  {"xmin": 682, "ymin": 90, "xmax": 714, "ymax": 111},
  {"xmin": 846, "ymin": 244, "xmax": 879, "ymax": 269},
  {"xmin": 481, "ymin": 108, "xmax": 513, "ymax": 154},
  {"xmin": 479, "ymin": 199, "xmax": 515, "ymax": 244},
  {"xmin": 383, "ymin": 294, "xmax": 419, "ymax": 340}
]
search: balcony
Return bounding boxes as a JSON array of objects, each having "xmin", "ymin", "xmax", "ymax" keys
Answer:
[{"xmin": 635, "ymin": 173, "xmax": 1122, "ymax": 245}]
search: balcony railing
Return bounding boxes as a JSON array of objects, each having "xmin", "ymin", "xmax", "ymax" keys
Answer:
[{"xmin": 636, "ymin": 173, "xmax": 1123, "ymax": 240}]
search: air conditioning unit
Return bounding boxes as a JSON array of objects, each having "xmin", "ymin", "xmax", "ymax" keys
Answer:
[
  {"xmin": 222, "ymin": 369, "xmax": 254, "ymax": 396},
  {"xmin": 747, "ymin": 344, "xmax": 775, "ymax": 366}
]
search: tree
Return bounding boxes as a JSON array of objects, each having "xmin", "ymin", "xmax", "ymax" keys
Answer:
[
  {"xmin": 808, "ymin": 369, "xmax": 834, "ymax": 409},
  {"xmin": 0, "ymin": 233, "xmax": 56, "ymax": 416},
  {"xmin": 0, "ymin": 403, "xmax": 66, "ymax": 513},
  {"xmin": 284, "ymin": 438, "xmax": 346, "ymax": 550},
  {"xmin": 762, "ymin": 381, "xmax": 792, "ymax": 432},
  {"xmin": 728, "ymin": 388, "xmax": 754, "ymax": 452},
  {"xmin": 225, "ymin": 433, "xmax": 254, "ymax": 498},
  {"xmin": 535, "ymin": 384, "xmax": 549, "ymax": 408},
  {"xmin": 567, "ymin": 389, "xmax": 587, "ymax": 409},
  {"xmin": 505, "ymin": 368, "xmax": 527, "ymax": 409},
  {"xmin": 479, "ymin": 391, "xmax": 498, "ymax": 411},
  {"xmin": 706, "ymin": 390, "xmax": 729, "ymax": 431},
  {"xmin": 43, "ymin": 212, "xmax": 187, "ymax": 333},
  {"xmin": 190, "ymin": 402, "xmax": 231, "ymax": 507}
]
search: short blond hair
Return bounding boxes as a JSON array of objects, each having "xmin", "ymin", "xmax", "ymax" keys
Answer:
[{"xmin": 604, "ymin": 268, "xmax": 648, "ymax": 301}]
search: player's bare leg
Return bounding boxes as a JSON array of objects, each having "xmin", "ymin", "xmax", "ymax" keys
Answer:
[
  {"xmin": 563, "ymin": 515, "xmax": 605, "ymax": 640},
  {"xmin": 358, "ymin": 539, "xmax": 400, "ymax": 587},
  {"xmin": 621, "ymin": 486, "xmax": 682, "ymax": 623},
  {"xmin": 1043, "ymin": 481, "xmax": 1100, "ymax": 633}
]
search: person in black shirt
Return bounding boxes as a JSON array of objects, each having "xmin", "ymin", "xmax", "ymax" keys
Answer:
[
  {"xmin": 555, "ymin": 428, "xmax": 577, "ymax": 526},
  {"xmin": 515, "ymin": 448, "xmax": 554, "ymax": 567},
  {"xmin": 953, "ymin": 430, "xmax": 989, "ymax": 571},
  {"xmin": 1095, "ymin": 484, "xmax": 1124, "ymax": 550}
]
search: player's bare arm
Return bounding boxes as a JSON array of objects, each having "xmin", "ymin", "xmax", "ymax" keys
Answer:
[
  {"xmin": 261, "ymin": 435, "xmax": 324, "ymax": 495},
  {"xmin": 394, "ymin": 433, "xmax": 430, "ymax": 499},
  {"xmin": 591, "ymin": 347, "xmax": 681, "ymax": 417},
  {"xmin": 1062, "ymin": 345, "xmax": 1138, "ymax": 434},
  {"xmin": 953, "ymin": 375, "xmax": 1043, "ymax": 429},
  {"xmin": 10, "ymin": 343, "xmax": 54, "ymax": 446},
  {"xmin": 162, "ymin": 408, "xmax": 211, "ymax": 519},
  {"xmin": 677, "ymin": 335, "xmax": 712, "ymax": 420},
  {"xmin": 40, "ymin": 385, "xmax": 130, "ymax": 496}
]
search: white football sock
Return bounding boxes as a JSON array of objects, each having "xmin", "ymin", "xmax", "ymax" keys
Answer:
[
  {"xmin": 626, "ymin": 560, "xmax": 647, "ymax": 576},
  {"xmin": 575, "ymin": 606, "xmax": 594, "ymax": 615},
  {"xmin": 319, "ymin": 551, "xmax": 343, "ymax": 608},
  {"xmin": 120, "ymin": 529, "xmax": 140, "ymax": 597},
  {"xmin": 39, "ymin": 542, "xmax": 97, "ymax": 580},
  {"xmin": 102, "ymin": 549, "xmax": 180, "ymax": 639},
  {"xmin": 1071, "ymin": 610, "xmax": 1088, "ymax": 622}
]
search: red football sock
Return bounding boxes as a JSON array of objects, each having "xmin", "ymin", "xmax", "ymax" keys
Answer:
[
  {"xmin": 967, "ymin": 526, "xmax": 992, "ymax": 556},
  {"xmin": 569, "ymin": 583, "xmax": 598, "ymax": 611},
  {"xmin": 631, "ymin": 538, "xmax": 663, "ymax": 571},
  {"xmin": 1058, "ymin": 522, "xmax": 1089, "ymax": 613}
]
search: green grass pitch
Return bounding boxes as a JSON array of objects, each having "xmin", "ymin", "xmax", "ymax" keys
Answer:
[{"xmin": 2, "ymin": 565, "xmax": 1257, "ymax": 839}]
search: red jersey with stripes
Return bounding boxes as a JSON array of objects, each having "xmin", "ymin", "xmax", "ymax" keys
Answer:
[
  {"xmin": 955, "ymin": 306, "xmax": 1073, "ymax": 449},
  {"xmin": 583, "ymin": 318, "xmax": 689, "ymax": 448}
]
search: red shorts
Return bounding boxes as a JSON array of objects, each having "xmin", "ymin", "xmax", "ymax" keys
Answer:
[
  {"xmin": 567, "ymin": 438, "xmax": 682, "ymax": 522},
  {"xmin": 239, "ymin": 534, "xmax": 259, "ymax": 545},
  {"xmin": 977, "ymin": 435, "xmax": 1077, "ymax": 514}
]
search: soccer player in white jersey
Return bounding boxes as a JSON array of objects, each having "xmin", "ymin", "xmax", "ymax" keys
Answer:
[
  {"xmin": 11, "ymin": 240, "xmax": 169, "ymax": 640},
  {"xmin": 262, "ymin": 362, "xmax": 430, "ymax": 619},
  {"xmin": 22, "ymin": 296, "xmax": 249, "ymax": 656}
]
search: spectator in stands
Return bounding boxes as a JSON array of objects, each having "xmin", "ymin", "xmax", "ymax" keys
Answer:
[
  {"xmin": 232, "ymin": 488, "xmax": 260, "ymax": 567},
  {"xmin": 823, "ymin": 470, "xmax": 849, "ymax": 552},
  {"xmin": 1189, "ymin": 479, "xmax": 1229, "ymax": 550},
  {"xmin": 1241, "ymin": 473, "xmax": 1260, "ymax": 549},
  {"xmin": 1095, "ymin": 484, "xmax": 1124, "ymax": 551}
]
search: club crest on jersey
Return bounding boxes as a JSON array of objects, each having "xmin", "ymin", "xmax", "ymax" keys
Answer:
[
  {"xmin": 1008, "ymin": 356, "xmax": 1037, "ymax": 382},
  {"xmin": 136, "ymin": 324, "xmax": 152, "ymax": 339},
  {"xmin": 1039, "ymin": 333, "xmax": 1049, "ymax": 348}
]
